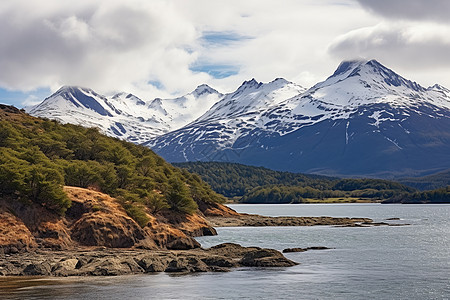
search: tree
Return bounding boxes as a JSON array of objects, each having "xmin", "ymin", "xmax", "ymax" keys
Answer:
[
  {"xmin": 166, "ymin": 177, "xmax": 198, "ymax": 214},
  {"xmin": 24, "ymin": 165, "xmax": 70, "ymax": 214}
]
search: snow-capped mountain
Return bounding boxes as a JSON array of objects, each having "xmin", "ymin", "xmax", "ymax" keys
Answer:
[
  {"xmin": 27, "ymin": 85, "xmax": 222, "ymax": 143},
  {"xmin": 149, "ymin": 60, "xmax": 450, "ymax": 177},
  {"xmin": 27, "ymin": 59, "xmax": 450, "ymax": 177}
]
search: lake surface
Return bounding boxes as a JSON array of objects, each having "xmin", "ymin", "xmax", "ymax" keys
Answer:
[{"xmin": 1, "ymin": 204, "xmax": 449, "ymax": 300}]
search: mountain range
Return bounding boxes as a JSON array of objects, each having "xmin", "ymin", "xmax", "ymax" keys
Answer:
[
  {"xmin": 28, "ymin": 84, "xmax": 222, "ymax": 144},
  {"xmin": 27, "ymin": 59, "xmax": 450, "ymax": 178}
]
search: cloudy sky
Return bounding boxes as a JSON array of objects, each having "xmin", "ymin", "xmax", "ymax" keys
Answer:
[{"xmin": 1, "ymin": 0, "xmax": 449, "ymax": 107}]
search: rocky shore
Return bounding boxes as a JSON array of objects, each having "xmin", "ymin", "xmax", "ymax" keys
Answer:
[
  {"xmin": 1, "ymin": 186, "xmax": 408, "ymax": 277},
  {"xmin": 0, "ymin": 243, "xmax": 297, "ymax": 276},
  {"xmin": 208, "ymin": 214, "xmax": 372, "ymax": 227}
]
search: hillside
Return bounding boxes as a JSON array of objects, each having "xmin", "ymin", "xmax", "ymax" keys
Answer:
[
  {"xmin": 0, "ymin": 104, "xmax": 233, "ymax": 253},
  {"xmin": 398, "ymin": 169, "xmax": 450, "ymax": 191},
  {"xmin": 175, "ymin": 162, "xmax": 418, "ymax": 203},
  {"xmin": 382, "ymin": 186, "xmax": 450, "ymax": 204},
  {"xmin": 174, "ymin": 162, "xmax": 336, "ymax": 198}
]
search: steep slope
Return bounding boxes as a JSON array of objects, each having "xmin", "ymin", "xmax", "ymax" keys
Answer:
[
  {"xmin": 27, "ymin": 85, "xmax": 222, "ymax": 143},
  {"xmin": 0, "ymin": 104, "xmax": 230, "ymax": 252},
  {"xmin": 146, "ymin": 78, "xmax": 306, "ymax": 160},
  {"xmin": 150, "ymin": 60, "xmax": 450, "ymax": 177}
]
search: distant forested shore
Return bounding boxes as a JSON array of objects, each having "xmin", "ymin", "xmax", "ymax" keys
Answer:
[{"xmin": 175, "ymin": 162, "xmax": 450, "ymax": 204}]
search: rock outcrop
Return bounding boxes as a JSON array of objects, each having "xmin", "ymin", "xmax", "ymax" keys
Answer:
[
  {"xmin": 0, "ymin": 209, "xmax": 37, "ymax": 254},
  {"xmin": 283, "ymin": 246, "xmax": 332, "ymax": 253},
  {"xmin": 0, "ymin": 186, "xmax": 219, "ymax": 253},
  {"xmin": 0, "ymin": 243, "xmax": 297, "ymax": 276}
]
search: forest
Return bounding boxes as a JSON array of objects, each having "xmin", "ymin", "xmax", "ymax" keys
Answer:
[
  {"xmin": 0, "ymin": 105, "xmax": 225, "ymax": 226},
  {"xmin": 175, "ymin": 162, "xmax": 449, "ymax": 204}
]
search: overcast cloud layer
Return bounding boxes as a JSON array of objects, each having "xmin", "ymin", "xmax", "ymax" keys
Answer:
[
  {"xmin": 357, "ymin": 0, "xmax": 450, "ymax": 23},
  {"xmin": 0, "ymin": 0, "xmax": 449, "ymax": 107}
]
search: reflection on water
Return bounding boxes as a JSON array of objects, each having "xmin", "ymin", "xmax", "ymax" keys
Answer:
[{"xmin": 1, "ymin": 204, "xmax": 449, "ymax": 300}]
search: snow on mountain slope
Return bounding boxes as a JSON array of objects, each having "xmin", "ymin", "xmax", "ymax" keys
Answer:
[
  {"xmin": 264, "ymin": 59, "xmax": 450, "ymax": 135},
  {"xmin": 149, "ymin": 60, "xmax": 450, "ymax": 177},
  {"xmin": 145, "ymin": 78, "xmax": 305, "ymax": 152},
  {"xmin": 26, "ymin": 59, "xmax": 450, "ymax": 177},
  {"xmin": 27, "ymin": 84, "xmax": 221, "ymax": 144},
  {"xmin": 150, "ymin": 84, "xmax": 223, "ymax": 130}
]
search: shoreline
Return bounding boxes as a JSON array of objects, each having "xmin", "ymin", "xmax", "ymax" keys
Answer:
[
  {"xmin": 0, "ymin": 243, "xmax": 297, "ymax": 276},
  {"xmin": 1, "ymin": 211, "xmax": 407, "ymax": 277},
  {"xmin": 206, "ymin": 214, "xmax": 407, "ymax": 227}
]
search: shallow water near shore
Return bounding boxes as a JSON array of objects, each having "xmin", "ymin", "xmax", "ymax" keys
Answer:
[{"xmin": 1, "ymin": 204, "xmax": 449, "ymax": 300}]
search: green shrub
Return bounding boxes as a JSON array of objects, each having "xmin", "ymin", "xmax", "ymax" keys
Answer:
[{"xmin": 166, "ymin": 177, "xmax": 198, "ymax": 214}]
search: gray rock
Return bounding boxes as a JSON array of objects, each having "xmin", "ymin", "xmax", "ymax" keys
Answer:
[
  {"xmin": 23, "ymin": 261, "xmax": 52, "ymax": 276},
  {"xmin": 166, "ymin": 237, "xmax": 201, "ymax": 250},
  {"xmin": 78, "ymin": 257, "xmax": 142, "ymax": 276},
  {"xmin": 165, "ymin": 258, "xmax": 190, "ymax": 272},
  {"xmin": 54, "ymin": 258, "xmax": 79, "ymax": 271},
  {"xmin": 138, "ymin": 256, "xmax": 169, "ymax": 273},
  {"xmin": 201, "ymin": 256, "xmax": 237, "ymax": 268},
  {"xmin": 240, "ymin": 249, "xmax": 298, "ymax": 267}
]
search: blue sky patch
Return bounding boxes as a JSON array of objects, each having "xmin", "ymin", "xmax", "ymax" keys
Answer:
[
  {"xmin": 201, "ymin": 31, "xmax": 252, "ymax": 46},
  {"xmin": 148, "ymin": 80, "xmax": 164, "ymax": 90},
  {"xmin": 191, "ymin": 64, "xmax": 239, "ymax": 79},
  {"xmin": 0, "ymin": 87, "xmax": 51, "ymax": 108}
]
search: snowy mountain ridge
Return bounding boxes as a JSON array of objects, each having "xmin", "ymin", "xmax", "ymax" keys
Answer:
[
  {"xmin": 27, "ymin": 59, "xmax": 450, "ymax": 177},
  {"xmin": 28, "ymin": 84, "xmax": 222, "ymax": 143},
  {"xmin": 147, "ymin": 59, "xmax": 450, "ymax": 177}
]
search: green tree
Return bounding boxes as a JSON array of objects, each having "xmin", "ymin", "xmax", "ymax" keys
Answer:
[{"xmin": 166, "ymin": 177, "xmax": 197, "ymax": 214}]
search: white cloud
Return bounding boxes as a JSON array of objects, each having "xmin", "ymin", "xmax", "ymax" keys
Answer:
[
  {"xmin": 2, "ymin": 0, "xmax": 450, "ymax": 104},
  {"xmin": 357, "ymin": 0, "xmax": 450, "ymax": 23},
  {"xmin": 21, "ymin": 95, "xmax": 43, "ymax": 107},
  {"xmin": 0, "ymin": 0, "xmax": 206, "ymax": 99},
  {"xmin": 181, "ymin": 0, "xmax": 378, "ymax": 91},
  {"xmin": 328, "ymin": 21, "xmax": 450, "ymax": 87}
]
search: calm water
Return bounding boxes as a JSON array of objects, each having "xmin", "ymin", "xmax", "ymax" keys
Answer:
[{"xmin": 1, "ymin": 204, "xmax": 449, "ymax": 300}]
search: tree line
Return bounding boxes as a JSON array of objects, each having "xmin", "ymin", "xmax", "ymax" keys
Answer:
[{"xmin": 175, "ymin": 162, "xmax": 418, "ymax": 203}]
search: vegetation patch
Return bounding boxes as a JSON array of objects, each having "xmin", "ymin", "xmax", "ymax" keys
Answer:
[
  {"xmin": 0, "ymin": 105, "xmax": 225, "ymax": 220},
  {"xmin": 176, "ymin": 162, "xmax": 449, "ymax": 204}
]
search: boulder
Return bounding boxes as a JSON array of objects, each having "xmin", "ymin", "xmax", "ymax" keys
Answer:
[
  {"xmin": 240, "ymin": 249, "xmax": 298, "ymax": 267},
  {"xmin": 138, "ymin": 255, "xmax": 170, "ymax": 273},
  {"xmin": 165, "ymin": 257, "xmax": 209, "ymax": 273},
  {"xmin": 77, "ymin": 257, "xmax": 144, "ymax": 276},
  {"xmin": 52, "ymin": 258, "xmax": 79, "ymax": 276},
  {"xmin": 201, "ymin": 256, "xmax": 237, "ymax": 268},
  {"xmin": 22, "ymin": 261, "xmax": 52, "ymax": 276},
  {"xmin": 166, "ymin": 237, "xmax": 201, "ymax": 250}
]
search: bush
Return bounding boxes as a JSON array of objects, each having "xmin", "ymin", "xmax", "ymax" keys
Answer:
[
  {"xmin": 116, "ymin": 190, "xmax": 150, "ymax": 227},
  {"xmin": 166, "ymin": 177, "xmax": 198, "ymax": 214}
]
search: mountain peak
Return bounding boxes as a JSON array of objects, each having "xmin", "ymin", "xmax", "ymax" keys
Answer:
[
  {"xmin": 331, "ymin": 59, "xmax": 369, "ymax": 77},
  {"xmin": 428, "ymin": 83, "xmax": 450, "ymax": 92},
  {"xmin": 323, "ymin": 59, "xmax": 425, "ymax": 92},
  {"xmin": 111, "ymin": 92, "xmax": 146, "ymax": 106},
  {"xmin": 54, "ymin": 85, "xmax": 96, "ymax": 94},
  {"xmin": 271, "ymin": 78, "xmax": 290, "ymax": 84},
  {"xmin": 241, "ymin": 78, "xmax": 262, "ymax": 88},
  {"xmin": 192, "ymin": 84, "xmax": 220, "ymax": 97}
]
